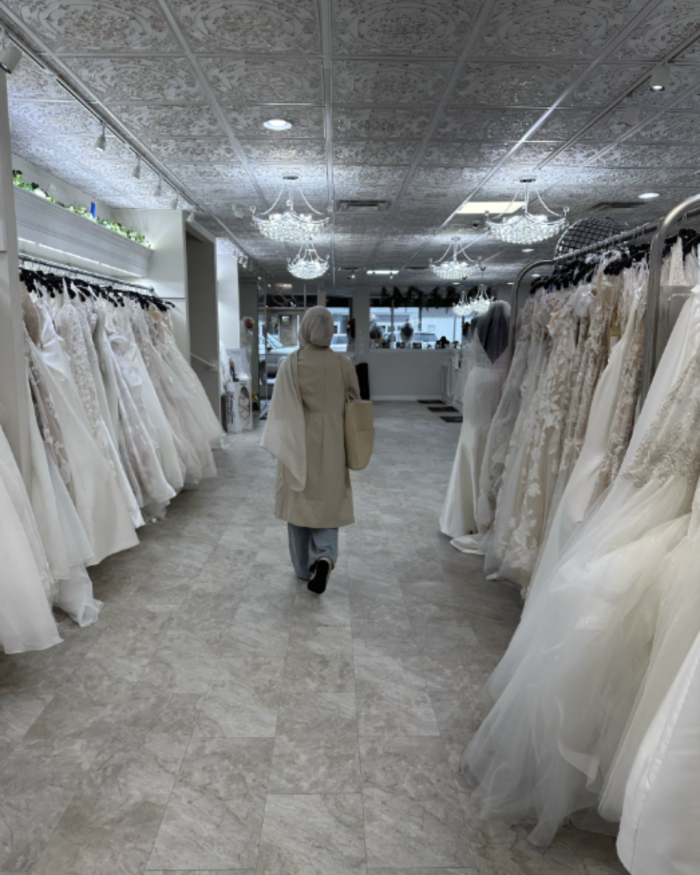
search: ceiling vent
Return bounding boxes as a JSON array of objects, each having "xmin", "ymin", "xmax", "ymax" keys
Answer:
[
  {"xmin": 590, "ymin": 201, "xmax": 645, "ymax": 214},
  {"xmin": 407, "ymin": 265, "xmax": 429, "ymax": 271},
  {"xmin": 336, "ymin": 199, "xmax": 390, "ymax": 212}
]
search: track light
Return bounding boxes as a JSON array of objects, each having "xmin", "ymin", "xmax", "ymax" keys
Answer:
[
  {"xmin": 153, "ymin": 177, "xmax": 162, "ymax": 197},
  {"xmin": 623, "ymin": 105, "xmax": 640, "ymax": 126},
  {"xmin": 0, "ymin": 29, "xmax": 22, "ymax": 74},
  {"xmin": 171, "ymin": 195, "xmax": 179, "ymax": 210},
  {"xmin": 649, "ymin": 64, "xmax": 670, "ymax": 92},
  {"xmin": 131, "ymin": 158, "xmax": 141, "ymax": 180},
  {"xmin": 94, "ymin": 125, "xmax": 106, "ymax": 152}
]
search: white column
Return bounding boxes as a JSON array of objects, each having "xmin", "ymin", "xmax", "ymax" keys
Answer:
[
  {"xmin": 0, "ymin": 70, "xmax": 30, "ymax": 477},
  {"xmin": 217, "ymin": 247, "xmax": 240, "ymax": 350},
  {"xmin": 354, "ymin": 284, "xmax": 370, "ymax": 363}
]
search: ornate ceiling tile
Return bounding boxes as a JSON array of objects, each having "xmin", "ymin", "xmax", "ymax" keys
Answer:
[
  {"xmin": 238, "ymin": 139, "xmax": 327, "ymax": 164},
  {"xmin": 536, "ymin": 109, "xmax": 599, "ymax": 140},
  {"xmin": 564, "ymin": 63, "xmax": 651, "ymax": 106},
  {"xmin": 422, "ymin": 141, "xmax": 510, "ymax": 166},
  {"xmin": 10, "ymin": 100, "xmax": 101, "ymax": 137},
  {"xmin": 333, "ymin": 140, "xmax": 418, "ymax": 165},
  {"xmin": 412, "ymin": 166, "xmax": 476, "ymax": 188},
  {"xmin": 580, "ymin": 109, "xmax": 638, "ymax": 140},
  {"xmin": 332, "ymin": 60, "xmax": 452, "ymax": 105},
  {"xmin": 6, "ymin": 58, "xmax": 68, "ymax": 102},
  {"xmin": 505, "ymin": 142, "xmax": 559, "ymax": 167},
  {"xmin": 149, "ymin": 137, "xmax": 240, "ymax": 164},
  {"xmin": 333, "ymin": 108, "xmax": 431, "ymax": 139},
  {"xmin": 332, "ymin": 0, "xmax": 480, "ymax": 55},
  {"xmin": 170, "ymin": 0, "xmax": 320, "ymax": 53},
  {"xmin": 592, "ymin": 144, "xmax": 700, "ymax": 168},
  {"xmin": 623, "ymin": 2, "xmax": 700, "ymax": 62},
  {"xmin": 251, "ymin": 165, "xmax": 328, "ymax": 188},
  {"xmin": 2, "ymin": 0, "xmax": 178, "ymax": 52},
  {"xmin": 199, "ymin": 56, "xmax": 323, "ymax": 103},
  {"xmin": 437, "ymin": 108, "xmax": 540, "ymax": 140},
  {"xmin": 548, "ymin": 143, "xmax": 610, "ymax": 164},
  {"xmin": 109, "ymin": 104, "xmax": 222, "ymax": 139},
  {"xmin": 452, "ymin": 62, "xmax": 583, "ymax": 107},
  {"xmin": 481, "ymin": 0, "xmax": 638, "ymax": 60},
  {"xmin": 68, "ymin": 56, "xmax": 203, "ymax": 103},
  {"xmin": 225, "ymin": 106, "xmax": 325, "ymax": 139},
  {"xmin": 333, "ymin": 165, "xmax": 407, "ymax": 187}
]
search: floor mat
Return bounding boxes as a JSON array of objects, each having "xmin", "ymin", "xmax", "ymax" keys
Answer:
[
  {"xmin": 429, "ymin": 405, "xmax": 459, "ymax": 413},
  {"xmin": 441, "ymin": 415, "xmax": 463, "ymax": 423},
  {"xmin": 418, "ymin": 399, "xmax": 443, "ymax": 404}
]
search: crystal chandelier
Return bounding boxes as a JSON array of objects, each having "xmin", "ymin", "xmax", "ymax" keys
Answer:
[
  {"xmin": 288, "ymin": 241, "xmax": 329, "ymax": 280},
  {"xmin": 452, "ymin": 290, "xmax": 474, "ymax": 319},
  {"xmin": 471, "ymin": 282, "xmax": 492, "ymax": 316},
  {"xmin": 485, "ymin": 177, "xmax": 569, "ymax": 245},
  {"xmin": 430, "ymin": 236, "xmax": 479, "ymax": 281},
  {"xmin": 252, "ymin": 177, "xmax": 330, "ymax": 244}
]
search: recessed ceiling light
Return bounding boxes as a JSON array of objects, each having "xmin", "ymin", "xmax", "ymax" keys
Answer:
[
  {"xmin": 638, "ymin": 192, "xmax": 660, "ymax": 199},
  {"xmin": 263, "ymin": 118, "xmax": 292, "ymax": 131},
  {"xmin": 367, "ymin": 269, "xmax": 398, "ymax": 275},
  {"xmin": 649, "ymin": 64, "xmax": 670, "ymax": 92},
  {"xmin": 458, "ymin": 201, "xmax": 524, "ymax": 215},
  {"xmin": 531, "ymin": 273, "xmax": 541, "ymax": 278},
  {"xmin": 507, "ymin": 282, "xmax": 514, "ymax": 286},
  {"xmin": 522, "ymin": 248, "xmax": 534, "ymax": 253}
]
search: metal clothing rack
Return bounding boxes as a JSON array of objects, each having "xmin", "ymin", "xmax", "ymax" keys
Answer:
[
  {"xmin": 18, "ymin": 253, "xmax": 155, "ymax": 294},
  {"xmin": 507, "ymin": 197, "xmax": 700, "ymax": 401}
]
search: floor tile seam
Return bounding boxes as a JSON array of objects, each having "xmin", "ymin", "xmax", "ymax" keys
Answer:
[
  {"xmin": 353, "ymin": 647, "xmax": 370, "ymax": 874},
  {"xmin": 24, "ymin": 729, "xmax": 115, "ymax": 875}
]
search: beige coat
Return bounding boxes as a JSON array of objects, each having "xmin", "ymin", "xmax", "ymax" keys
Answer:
[{"xmin": 275, "ymin": 346, "xmax": 360, "ymax": 528}]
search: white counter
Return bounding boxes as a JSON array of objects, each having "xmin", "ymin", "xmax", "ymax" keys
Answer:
[{"xmin": 365, "ymin": 348, "xmax": 453, "ymax": 400}]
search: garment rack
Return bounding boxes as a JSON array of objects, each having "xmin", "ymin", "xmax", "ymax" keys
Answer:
[
  {"xmin": 507, "ymin": 193, "xmax": 700, "ymax": 404},
  {"xmin": 18, "ymin": 253, "xmax": 155, "ymax": 294}
]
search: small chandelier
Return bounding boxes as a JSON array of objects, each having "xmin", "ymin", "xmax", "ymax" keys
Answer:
[
  {"xmin": 288, "ymin": 241, "xmax": 329, "ymax": 280},
  {"xmin": 471, "ymin": 282, "xmax": 492, "ymax": 316},
  {"xmin": 452, "ymin": 289, "xmax": 474, "ymax": 319},
  {"xmin": 252, "ymin": 175, "xmax": 330, "ymax": 244},
  {"xmin": 485, "ymin": 177, "xmax": 569, "ymax": 245},
  {"xmin": 430, "ymin": 236, "xmax": 479, "ymax": 281}
]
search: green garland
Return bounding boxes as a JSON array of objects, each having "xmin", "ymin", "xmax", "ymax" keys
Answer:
[
  {"xmin": 378, "ymin": 284, "xmax": 493, "ymax": 309},
  {"xmin": 12, "ymin": 170, "xmax": 150, "ymax": 248}
]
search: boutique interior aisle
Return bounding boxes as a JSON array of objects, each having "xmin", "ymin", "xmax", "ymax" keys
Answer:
[{"xmin": 0, "ymin": 402, "xmax": 623, "ymax": 875}]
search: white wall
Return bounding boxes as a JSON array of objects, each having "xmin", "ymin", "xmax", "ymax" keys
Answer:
[
  {"xmin": 114, "ymin": 208, "xmax": 189, "ymax": 356},
  {"xmin": 12, "ymin": 154, "xmax": 116, "ymax": 221},
  {"xmin": 217, "ymin": 244, "xmax": 240, "ymax": 349},
  {"xmin": 367, "ymin": 349, "xmax": 452, "ymax": 400}
]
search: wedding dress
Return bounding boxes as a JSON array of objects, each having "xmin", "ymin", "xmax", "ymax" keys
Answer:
[
  {"xmin": 476, "ymin": 299, "xmax": 535, "ymax": 535},
  {"xmin": 0, "ymin": 420, "xmax": 62, "ymax": 654},
  {"xmin": 30, "ymin": 302, "xmax": 139, "ymax": 566},
  {"xmin": 54, "ymin": 295, "xmax": 144, "ymax": 528},
  {"xmin": 463, "ymin": 286, "xmax": 700, "ymax": 847},
  {"xmin": 440, "ymin": 303, "xmax": 511, "ymax": 540},
  {"xmin": 482, "ymin": 292, "xmax": 565, "ymax": 576},
  {"xmin": 616, "ymin": 628, "xmax": 700, "ymax": 875}
]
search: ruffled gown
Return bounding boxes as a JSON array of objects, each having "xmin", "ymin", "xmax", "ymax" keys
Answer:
[{"xmin": 463, "ymin": 285, "xmax": 700, "ymax": 846}]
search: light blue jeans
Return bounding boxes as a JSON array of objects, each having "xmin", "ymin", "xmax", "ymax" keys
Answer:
[{"xmin": 287, "ymin": 524, "xmax": 338, "ymax": 580}]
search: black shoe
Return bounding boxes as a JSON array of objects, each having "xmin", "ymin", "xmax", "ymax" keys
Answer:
[{"xmin": 308, "ymin": 558, "xmax": 332, "ymax": 595}]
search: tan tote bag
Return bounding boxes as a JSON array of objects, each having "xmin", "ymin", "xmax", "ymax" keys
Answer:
[{"xmin": 339, "ymin": 357, "xmax": 374, "ymax": 470}]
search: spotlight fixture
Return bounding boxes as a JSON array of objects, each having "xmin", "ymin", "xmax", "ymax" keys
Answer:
[
  {"xmin": 623, "ymin": 105, "xmax": 641, "ymax": 126},
  {"xmin": 186, "ymin": 210, "xmax": 197, "ymax": 223},
  {"xmin": 0, "ymin": 28, "xmax": 22, "ymax": 74},
  {"xmin": 649, "ymin": 64, "xmax": 670, "ymax": 92},
  {"xmin": 131, "ymin": 158, "xmax": 142, "ymax": 180},
  {"xmin": 153, "ymin": 177, "xmax": 162, "ymax": 197},
  {"xmin": 638, "ymin": 192, "xmax": 660, "ymax": 200},
  {"xmin": 263, "ymin": 118, "xmax": 293, "ymax": 131},
  {"xmin": 522, "ymin": 248, "xmax": 534, "ymax": 253},
  {"xmin": 531, "ymin": 273, "xmax": 541, "ymax": 278},
  {"xmin": 94, "ymin": 125, "xmax": 106, "ymax": 153},
  {"xmin": 171, "ymin": 195, "xmax": 179, "ymax": 210}
]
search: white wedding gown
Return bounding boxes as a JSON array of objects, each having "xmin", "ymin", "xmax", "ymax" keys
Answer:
[
  {"xmin": 0, "ymin": 422, "xmax": 62, "ymax": 654},
  {"xmin": 463, "ymin": 285, "xmax": 700, "ymax": 846},
  {"xmin": 440, "ymin": 330, "xmax": 510, "ymax": 539},
  {"xmin": 617, "ymin": 628, "xmax": 700, "ymax": 875}
]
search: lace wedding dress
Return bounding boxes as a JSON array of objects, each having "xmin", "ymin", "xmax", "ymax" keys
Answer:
[
  {"xmin": 463, "ymin": 286, "xmax": 700, "ymax": 846},
  {"xmin": 440, "ymin": 303, "xmax": 510, "ymax": 540}
]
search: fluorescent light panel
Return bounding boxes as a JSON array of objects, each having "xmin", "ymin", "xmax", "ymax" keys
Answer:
[{"xmin": 457, "ymin": 201, "xmax": 524, "ymax": 215}]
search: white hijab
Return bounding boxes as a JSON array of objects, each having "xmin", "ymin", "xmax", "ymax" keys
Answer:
[{"xmin": 260, "ymin": 307, "xmax": 335, "ymax": 491}]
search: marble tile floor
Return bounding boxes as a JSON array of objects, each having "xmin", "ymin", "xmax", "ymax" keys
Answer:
[{"xmin": 0, "ymin": 401, "xmax": 626, "ymax": 875}]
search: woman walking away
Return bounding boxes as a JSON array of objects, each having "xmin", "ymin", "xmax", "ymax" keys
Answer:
[{"xmin": 261, "ymin": 306, "xmax": 361, "ymax": 594}]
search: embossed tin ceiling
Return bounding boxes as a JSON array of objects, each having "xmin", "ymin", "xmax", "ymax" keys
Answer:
[{"xmin": 2, "ymin": 0, "xmax": 700, "ymax": 287}]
